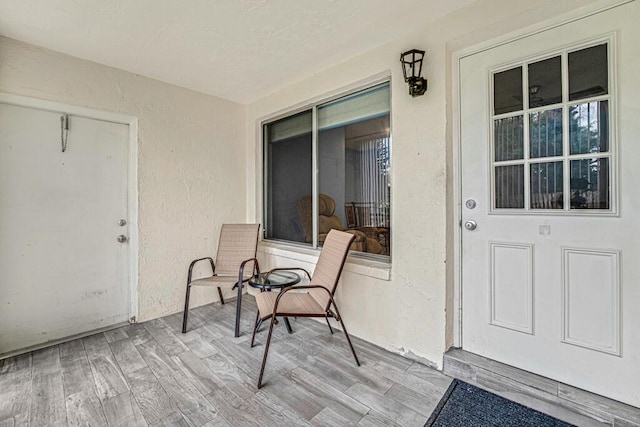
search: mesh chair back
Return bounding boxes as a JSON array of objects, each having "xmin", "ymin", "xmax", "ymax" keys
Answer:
[
  {"xmin": 309, "ymin": 229, "xmax": 355, "ymax": 310},
  {"xmin": 214, "ymin": 224, "xmax": 260, "ymax": 276}
]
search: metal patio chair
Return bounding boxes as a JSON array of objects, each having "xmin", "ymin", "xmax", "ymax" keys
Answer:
[
  {"xmin": 182, "ymin": 223, "xmax": 260, "ymax": 337},
  {"xmin": 252, "ymin": 229, "xmax": 360, "ymax": 388}
]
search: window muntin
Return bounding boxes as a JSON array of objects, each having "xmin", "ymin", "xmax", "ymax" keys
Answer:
[
  {"xmin": 490, "ymin": 42, "xmax": 613, "ymax": 213},
  {"xmin": 264, "ymin": 82, "xmax": 391, "ymax": 258}
]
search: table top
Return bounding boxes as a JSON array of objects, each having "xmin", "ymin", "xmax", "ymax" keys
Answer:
[{"xmin": 248, "ymin": 270, "xmax": 301, "ymax": 291}]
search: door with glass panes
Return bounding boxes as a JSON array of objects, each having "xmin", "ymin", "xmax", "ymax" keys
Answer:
[{"xmin": 460, "ymin": 3, "xmax": 640, "ymax": 407}]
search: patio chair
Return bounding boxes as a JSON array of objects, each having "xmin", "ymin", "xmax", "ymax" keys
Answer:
[
  {"xmin": 252, "ymin": 229, "xmax": 360, "ymax": 388},
  {"xmin": 182, "ymin": 223, "xmax": 260, "ymax": 337}
]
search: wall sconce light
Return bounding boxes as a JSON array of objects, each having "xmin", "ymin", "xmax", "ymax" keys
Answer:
[{"xmin": 400, "ymin": 49, "xmax": 427, "ymax": 97}]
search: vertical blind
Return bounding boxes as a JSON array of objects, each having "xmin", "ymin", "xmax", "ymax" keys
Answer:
[{"xmin": 351, "ymin": 136, "xmax": 391, "ymax": 227}]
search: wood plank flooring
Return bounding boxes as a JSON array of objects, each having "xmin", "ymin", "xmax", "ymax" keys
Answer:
[{"xmin": 0, "ymin": 296, "xmax": 450, "ymax": 426}]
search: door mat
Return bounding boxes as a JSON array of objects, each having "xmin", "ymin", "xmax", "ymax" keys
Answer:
[{"xmin": 425, "ymin": 379, "xmax": 574, "ymax": 426}]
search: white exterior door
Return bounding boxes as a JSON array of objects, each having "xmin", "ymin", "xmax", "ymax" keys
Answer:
[
  {"xmin": 0, "ymin": 102, "xmax": 130, "ymax": 355},
  {"xmin": 460, "ymin": 3, "xmax": 640, "ymax": 407}
]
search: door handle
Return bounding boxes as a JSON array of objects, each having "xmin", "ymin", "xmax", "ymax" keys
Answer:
[
  {"xmin": 117, "ymin": 235, "xmax": 128, "ymax": 243},
  {"xmin": 464, "ymin": 220, "xmax": 478, "ymax": 231}
]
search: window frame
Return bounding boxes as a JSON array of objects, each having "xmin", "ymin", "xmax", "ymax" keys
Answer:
[
  {"xmin": 487, "ymin": 35, "xmax": 618, "ymax": 216},
  {"xmin": 261, "ymin": 77, "xmax": 392, "ymax": 260}
]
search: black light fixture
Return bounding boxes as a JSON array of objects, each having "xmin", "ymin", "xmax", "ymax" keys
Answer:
[{"xmin": 400, "ymin": 49, "xmax": 427, "ymax": 97}]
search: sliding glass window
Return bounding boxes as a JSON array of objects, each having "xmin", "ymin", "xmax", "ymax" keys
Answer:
[{"xmin": 264, "ymin": 82, "xmax": 391, "ymax": 258}]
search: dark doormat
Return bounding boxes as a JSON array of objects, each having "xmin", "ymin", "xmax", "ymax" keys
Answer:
[{"xmin": 425, "ymin": 379, "xmax": 575, "ymax": 426}]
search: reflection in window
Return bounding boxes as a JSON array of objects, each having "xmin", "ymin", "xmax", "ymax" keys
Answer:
[
  {"xmin": 319, "ymin": 112, "xmax": 391, "ymax": 256},
  {"xmin": 569, "ymin": 44, "xmax": 608, "ymax": 101},
  {"xmin": 494, "ymin": 116, "xmax": 524, "ymax": 161},
  {"xmin": 570, "ymin": 158, "xmax": 609, "ymax": 210},
  {"xmin": 264, "ymin": 111, "xmax": 312, "ymax": 244},
  {"xmin": 570, "ymin": 101, "xmax": 609, "ymax": 155},
  {"xmin": 528, "ymin": 56, "xmax": 562, "ymax": 108},
  {"xmin": 490, "ymin": 41, "xmax": 612, "ymax": 213},
  {"xmin": 530, "ymin": 108, "xmax": 562, "ymax": 158},
  {"xmin": 494, "ymin": 67, "xmax": 523, "ymax": 115},
  {"xmin": 264, "ymin": 83, "xmax": 391, "ymax": 258},
  {"xmin": 495, "ymin": 165, "xmax": 524, "ymax": 209},
  {"xmin": 530, "ymin": 161, "xmax": 563, "ymax": 209}
]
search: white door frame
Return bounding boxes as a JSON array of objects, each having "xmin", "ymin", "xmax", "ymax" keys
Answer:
[
  {"xmin": 0, "ymin": 92, "xmax": 140, "ymax": 323},
  {"xmin": 450, "ymin": 0, "xmax": 634, "ymax": 348}
]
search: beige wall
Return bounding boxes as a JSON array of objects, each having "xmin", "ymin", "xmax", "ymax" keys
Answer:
[
  {"xmin": 0, "ymin": 36, "xmax": 247, "ymax": 322},
  {"xmin": 246, "ymin": 0, "xmax": 605, "ymax": 368}
]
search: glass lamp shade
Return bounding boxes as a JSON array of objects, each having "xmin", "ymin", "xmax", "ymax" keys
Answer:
[
  {"xmin": 400, "ymin": 49, "xmax": 427, "ymax": 97},
  {"xmin": 400, "ymin": 49, "xmax": 425, "ymax": 82}
]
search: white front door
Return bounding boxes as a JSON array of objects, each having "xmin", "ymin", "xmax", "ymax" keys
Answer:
[
  {"xmin": 0, "ymin": 102, "xmax": 131, "ymax": 355},
  {"xmin": 461, "ymin": 3, "xmax": 640, "ymax": 407}
]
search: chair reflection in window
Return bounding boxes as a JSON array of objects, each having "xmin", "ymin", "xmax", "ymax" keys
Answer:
[
  {"xmin": 345, "ymin": 202, "xmax": 390, "ymax": 255},
  {"xmin": 296, "ymin": 194, "xmax": 383, "ymax": 255}
]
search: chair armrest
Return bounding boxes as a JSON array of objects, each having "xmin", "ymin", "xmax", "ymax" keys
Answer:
[
  {"xmin": 264, "ymin": 267, "xmax": 311, "ymax": 283},
  {"xmin": 188, "ymin": 257, "xmax": 215, "ymax": 284},
  {"xmin": 279, "ymin": 284, "xmax": 328, "ymax": 295},
  {"xmin": 272, "ymin": 285, "xmax": 332, "ymax": 315},
  {"xmin": 238, "ymin": 257, "xmax": 261, "ymax": 284}
]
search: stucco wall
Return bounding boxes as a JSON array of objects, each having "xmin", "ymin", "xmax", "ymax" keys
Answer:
[
  {"xmin": 246, "ymin": 0, "xmax": 604, "ymax": 368},
  {"xmin": 0, "ymin": 36, "xmax": 246, "ymax": 322}
]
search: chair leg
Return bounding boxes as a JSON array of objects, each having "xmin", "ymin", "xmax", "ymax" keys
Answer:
[
  {"xmin": 217, "ymin": 287, "xmax": 225, "ymax": 305},
  {"xmin": 182, "ymin": 284, "xmax": 192, "ymax": 334},
  {"xmin": 234, "ymin": 282, "xmax": 242, "ymax": 338},
  {"xmin": 325, "ymin": 315, "xmax": 334, "ymax": 334},
  {"xmin": 257, "ymin": 315, "xmax": 276, "ymax": 389},
  {"xmin": 251, "ymin": 311, "xmax": 260, "ymax": 348},
  {"xmin": 331, "ymin": 300, "xmax": 360, "ymax": 366}
]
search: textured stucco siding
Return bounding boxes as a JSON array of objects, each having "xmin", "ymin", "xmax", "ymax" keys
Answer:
[
  {"xmin": 0, "ymin": 0, "xmax": 603, "ymax": 364},
  {"xmin": 0, "ymin": 36, "xmax": 247, "ymax": 322},
  {"xmin": 246, "ymin": 0, "xmax": 603, "ymax": 368}
]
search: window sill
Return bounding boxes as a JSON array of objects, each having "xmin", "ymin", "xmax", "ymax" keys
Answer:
[{"xmin": 258, "ymin": 240, "xmax": 391, "ymax": 281}]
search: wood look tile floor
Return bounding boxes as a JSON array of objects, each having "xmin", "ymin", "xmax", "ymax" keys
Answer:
[{"xmin": 0, "ymin": 296, "xmax": 451, "ymax": 426}]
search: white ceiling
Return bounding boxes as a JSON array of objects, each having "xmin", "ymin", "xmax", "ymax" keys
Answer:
[{"xmin": 0, "ymin": 0, "xmax": 477, "ymax": 104}]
